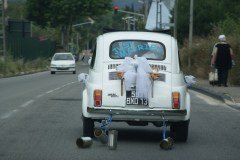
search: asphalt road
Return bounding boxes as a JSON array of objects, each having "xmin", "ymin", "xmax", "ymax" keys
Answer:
[{"xmin": 0, "ymin": 64, "xmax": 239, "ymax": 160}]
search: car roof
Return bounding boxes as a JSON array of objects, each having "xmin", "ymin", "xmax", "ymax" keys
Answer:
[
  {"xmin": 54, "ymin": 52, "xmax": 73, "ymax": 55},
  {"xmin": 100, "ymin": 31, "xmax": 173, "ymax": 41}
]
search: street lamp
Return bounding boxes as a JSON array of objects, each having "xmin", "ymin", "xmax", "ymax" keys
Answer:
[
  {"xmin": 72, "ymin": 18, "xmax": 94, "ymax": 28},
  {"xmin": 71, "ymin": 18, "xmax": 95, "ymax": 53},
  {"xmin": 188, "ymin": 0, "xmax": 194, "ymax": 71}
]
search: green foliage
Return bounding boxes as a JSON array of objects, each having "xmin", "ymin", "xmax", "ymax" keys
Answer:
[
  {"xmin": 177, "ymin": 0, "xmax": 240, "ymax": 42},
  {"xmin": 0, "ymin": 54, "xmax": 49, "ymax": 78},
  {"xmin": 25, "ymin": 0, "xmax": 113, "ymax": 49},
  {"xmin": 212, "ymin": 15, "xmax": 240, "ymax": 36},
  {"xmin": 26, "ymin": 0, "xmax": 113, "ymax": 28},
  {"xmin": 7, "ymin": 0, "xmax": 26, "ymax": 19},
  {"xmin": 31, "ymin": 25, "xmax": 59, "ymax": 42}
]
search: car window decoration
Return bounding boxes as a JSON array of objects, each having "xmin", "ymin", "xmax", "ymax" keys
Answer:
[{"xmin": 110, "ymin": 40, "xmax": 165, "ymax": 60}]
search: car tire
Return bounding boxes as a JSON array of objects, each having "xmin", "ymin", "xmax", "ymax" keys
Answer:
[
  {"xmin": 73, "ymin": 71, "xmax": 76, "ymax": 74},
  {"xmin": 170, "ymin": 120, "xmax": 189, "ymax": 142},
  {"xmin": 82, "ymin": 115, "xmax": 94, "ymax": 137},
  {"xmin": 51, "ymin": 71, "xmax": 55, "ymax": 74}
]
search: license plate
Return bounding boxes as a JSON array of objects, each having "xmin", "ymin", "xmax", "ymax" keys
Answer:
[
  {"xmin": 126, "ymin": 91, "xmax": 148, "ymax": 106},
  {"xmin": 57, "ymin": 67, "xmax": 68, "ymax": 70}
]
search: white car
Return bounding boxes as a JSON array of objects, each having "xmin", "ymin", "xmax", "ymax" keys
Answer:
[
  {"xmin": 50, "ymin": 52, "xmax": 76, "ymax": 74},
  {"xmin": 79, "ymin": 31, "xmax": 191, "ymax": 142}
]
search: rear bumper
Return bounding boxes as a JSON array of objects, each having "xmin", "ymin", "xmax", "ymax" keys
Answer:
[{"xmin": 87, "ymin": 107, "xmax": 187, "ymax": 117}]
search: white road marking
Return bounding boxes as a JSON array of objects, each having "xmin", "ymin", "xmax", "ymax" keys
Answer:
[
  {"xmin": 1, "ymin": 81, "xmax": 76, "ymax": 120},
  {"xmin": 36, "ymin": 94, "xmax": 45, "ymax": 98},
  {"xmin": 38, "ymin": 82, "xmax": 76, "ymax": 97},
  {"xmin": 1, "ymin": 109, "xmax": 19, "ymax": 119},
  {"xmin": 46, "ymin": 90, "xmax": 54, "ymax": 94},
  {"xmin": 20, "ymin": 100, "xmax": 34, "ymax": 108}
]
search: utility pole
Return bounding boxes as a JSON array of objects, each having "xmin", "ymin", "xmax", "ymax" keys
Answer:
[
  {"xmin": 116, "ymin": 8, "xmax": 144, "ymax": 31},
  {"xmin": 144, "ymin": 0, "xmax": 148, "ymax": 24},
  {"xmin": 188, "ymin": 0, "xmax": 194, "ymax": 70},
  {"xmin": 138, "ymin": 0, "xmax": 148, "ymax": 24},
  {"xmin": 156, "ymin": 0, "xmax": 162, "ymax": 29},
  {"xmin": 122, "ymin": 17, "xmax": 132, "ymax": 31},
  {"xmin": 173, "ymin": 0, "xmax": 178, "ymax": 39},
  {"xmin": 71, "ymin": 18, "xmax": 94, "ymax": 52}
]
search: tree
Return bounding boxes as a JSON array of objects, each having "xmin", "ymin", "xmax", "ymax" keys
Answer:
[
  {"xmin": 177, "ymin": 0, "xmax": 240, "ymax": 43},
  {"xmin": 26, "ymin": 0, "xmax": 112, "ymax": 49},
  {"xmin": 7, "ymin": 0, "xmax": 26, "ymax": 19}
]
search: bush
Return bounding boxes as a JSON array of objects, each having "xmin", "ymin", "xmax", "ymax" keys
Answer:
[{"xmin": 0, "ymin": 55, "xmax": 49, "ymax": 78}]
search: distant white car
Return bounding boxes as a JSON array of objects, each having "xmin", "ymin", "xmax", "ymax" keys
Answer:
[
  {"xmin": 79, "ymin": 31, "xmax": 191, "ymax": 142},
  {"xmin": 50, "ymin": 52, "xmax": 76, "ymax": 74}
]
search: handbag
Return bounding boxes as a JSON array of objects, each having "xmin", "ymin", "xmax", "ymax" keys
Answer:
[{"xmin": 209, "ymin": 69, "xmax": 218, "ymax": 85}]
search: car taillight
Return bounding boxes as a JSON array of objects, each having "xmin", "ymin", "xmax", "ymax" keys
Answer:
[
  {"xmin": 172, "ymin": 92, "xmax": 180, "ymax": 109},
  {"xmin": 94, "ymin": 89, "xmax": 102, "ymax": 107}
]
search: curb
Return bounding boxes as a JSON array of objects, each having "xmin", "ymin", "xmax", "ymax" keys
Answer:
[
  {"xmin": 189, "ymin": 84, "xmax": 239, "ymax": 110},
  {"xmin": 0, "ymin": 69, "xmax": 49, "ymax": 79}
]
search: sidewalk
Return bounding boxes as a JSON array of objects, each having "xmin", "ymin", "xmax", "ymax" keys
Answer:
[{"xmin": 189, "ymin": 78, "xmax": 240, "ymax": 108}]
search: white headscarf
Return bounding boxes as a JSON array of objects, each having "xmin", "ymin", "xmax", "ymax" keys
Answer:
[{"xmin": 218, "ymin": 35, "xmax": 226, "ymax": 42}]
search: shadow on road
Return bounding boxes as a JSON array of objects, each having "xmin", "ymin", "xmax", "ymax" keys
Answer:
[{"xmin": 112, "ymin": 128, "xmax": 171, "ymax": 142}]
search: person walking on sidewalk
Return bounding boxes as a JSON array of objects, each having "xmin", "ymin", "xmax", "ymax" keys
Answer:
[{"xmin": 211, "ymin": 35, "xmax": 234, "ymax": 87}]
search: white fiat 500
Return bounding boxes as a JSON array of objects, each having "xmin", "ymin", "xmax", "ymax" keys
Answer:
[{"xmin": 79, "ymin": 31, "xmax": 191, "ymax": 142}]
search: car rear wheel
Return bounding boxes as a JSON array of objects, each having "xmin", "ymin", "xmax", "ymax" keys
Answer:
[
  {"xmin": 82, "ymin": 115, "xmax": 94, "ymax": 137},
  {"xmin": 73, "ymin": 71, "xmax": 76, "ymax": 74},
  {"xmin": 51, "ymin": 71, "xmax": 55, "ymax": 74},
  {"xmin": 170, "ymin": 120, "xmax": 189, "ymax": 142}
]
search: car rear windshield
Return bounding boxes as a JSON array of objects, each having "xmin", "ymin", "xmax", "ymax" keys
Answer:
[
  {"xmin": 53, "ymin": 54, "xmax": 74, "ymax": 60},
  {"xmin": 110, "ymin": 40, "xmax": 165, "ymax": 60}
]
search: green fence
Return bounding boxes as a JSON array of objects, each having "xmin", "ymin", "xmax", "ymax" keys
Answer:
[{"xmin": 7, "ymin": 35, "xmax": 56, "ymax": 60}]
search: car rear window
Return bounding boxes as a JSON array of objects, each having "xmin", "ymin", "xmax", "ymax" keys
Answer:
[
  {"xmin": 110, "ymin": 40, "xmax": 165, "ymax": 60},
  {"xmin": 53, "ymin": 54, "xmax": 74, "ymax": 60}
]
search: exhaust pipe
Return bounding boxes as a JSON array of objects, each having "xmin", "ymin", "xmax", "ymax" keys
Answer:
[
  {"xmin": 94, "ymin": 127, "xmax": 108, "ymax": 144},
  {"xmin": 76, "ymin": 137, "xmax": 93, "ymax": 148}
]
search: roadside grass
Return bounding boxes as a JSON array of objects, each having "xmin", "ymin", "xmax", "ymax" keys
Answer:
[{"xmin": 0, "ymin": 55, "xmax": 49, "ymax": 78}]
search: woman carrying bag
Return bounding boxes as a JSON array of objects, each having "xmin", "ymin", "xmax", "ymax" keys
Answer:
[{"xmin": 211, "ymin": 35, "xmax": 234, "ymax": 87}]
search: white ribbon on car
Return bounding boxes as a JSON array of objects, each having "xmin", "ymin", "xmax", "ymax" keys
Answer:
[
  {"xmin": 117, "ymin": 57, "xmax": 137, "ymax": 91},
  {"xmin": 78, "ymin": 73, "xmax": 89, "ymax": 83},
  {"xmin": 117, "ymin": 57, "xmax": 152, "ymax": 99},
  {"xmin": 184, "ymin": 75, "xmax": 196, "ymax": 86}
]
